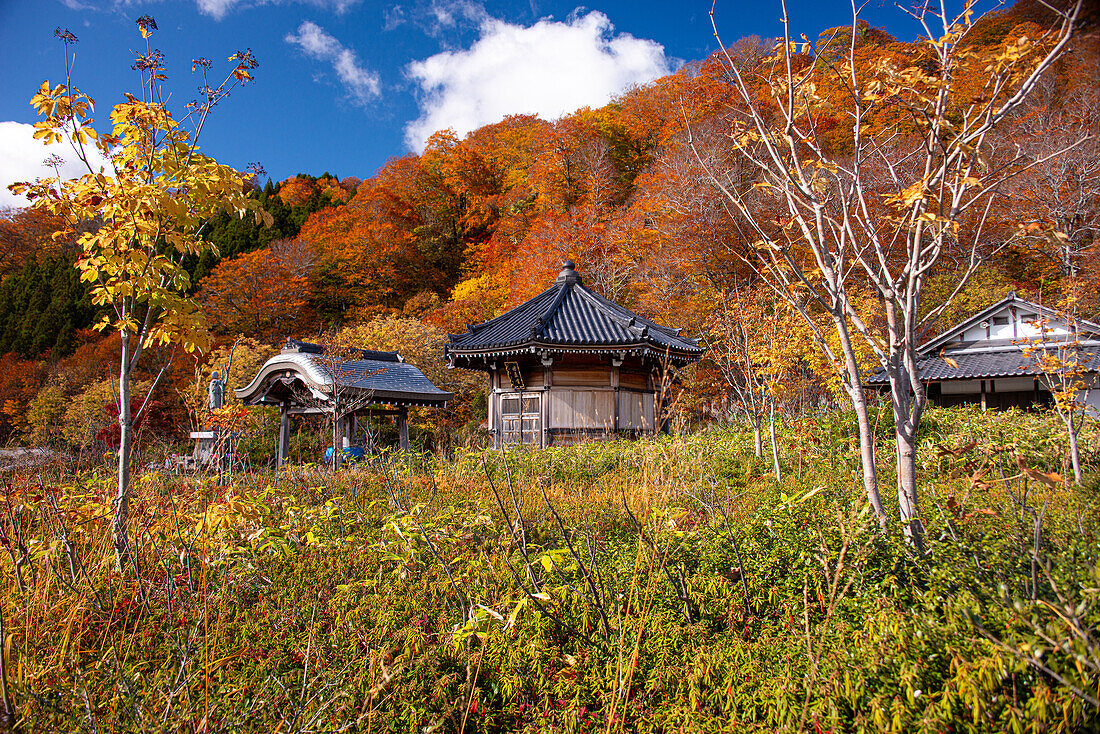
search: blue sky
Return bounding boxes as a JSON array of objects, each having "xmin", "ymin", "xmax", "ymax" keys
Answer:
[{"xmin": 0, "ymin": 0, "xmax": 911, "ymax": 207}]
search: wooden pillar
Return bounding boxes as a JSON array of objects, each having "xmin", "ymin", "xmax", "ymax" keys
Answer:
[
  {"xmin": 341, "ymin": 416, "xmax": 351, "ymax": 448},
  {"xmin": 491, "ymin": 366, "xmax": 501, "ymax": 448},
  {"xmin": 277, "ymin": 405, "xmax": 291, "ymax": 468},
  {"xmin": 980, "ymin": 380, "xmax": 987, "ymax": 412},
  {"xmin": 397, "ymin": 406, "xmax": 410, "ymax": 452},
  {"xmin": 517, "ymin": 388, "xmax": 524, "ymax": 444},
  {"xmin": 611, "ymin": 355, "xmax": 622, "ymax": 435},
  {"xmin": 541, "ymin": 354, "xmax": 553, "ymax": 448}
]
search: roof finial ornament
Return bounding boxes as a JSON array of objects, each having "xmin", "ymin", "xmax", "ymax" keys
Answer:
[{"xmin": 555, "ymin": 260, "xmax": 582, "ymax": 285}]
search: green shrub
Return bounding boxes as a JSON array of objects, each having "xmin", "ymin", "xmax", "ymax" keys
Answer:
[{"xmin": 2, "ymin": 406, "xmax": 1096, "ymax": 732}]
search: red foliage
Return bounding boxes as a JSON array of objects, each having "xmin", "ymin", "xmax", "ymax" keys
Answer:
[{"xmin": 95, "ymin": 398, "xmax": 171, "ymax": 447}]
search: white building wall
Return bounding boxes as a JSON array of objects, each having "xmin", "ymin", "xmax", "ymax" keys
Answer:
[
  {"xmin": 1079, "ymin": 376, "xmax": 1100, "ymax": 418},
  {"xmin": 960, "ymin": 306, "xmax": 1072, "ymax": 342}
]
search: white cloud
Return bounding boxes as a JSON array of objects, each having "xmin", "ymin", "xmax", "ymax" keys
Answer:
[
  {"xmin": 383, "ymin": 4, "xmax": 407, "ymax": 31},
  {"xmin": 404, "ymin": 10, "xmax": 675, "ymax": 152},
  {"xmin": 285, "ymin": 21, "xmax": 382, "ymax": 106},
  {"xmin": 428, "ymin": 0, "xmax": 487, "ymax": 31},
  {"xmin": 193, "ymin": 0, "xmax": 245, "ymax": 19},
  {"xmin": 382, "ymin": 0, "xmax": 488, "ymax": 37},
  {"xmin": 0, "ymin": 121, "xmax": 109, "ymax": 209},
  {"xmin": 178, "ymin": 0, "xmax": 364, "ymax": 22}
]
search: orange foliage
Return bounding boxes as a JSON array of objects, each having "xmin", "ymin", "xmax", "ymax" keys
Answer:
[
  {"xmin": 0, "ymin": 208, "xmax": 78, "ymax": 277},
  {"xmin": 197, "ymin": 239, "xmax": 312, "ymax": 337},
  {"xmin": 276, "ymin": 174, "xmax": 354, "ymax": 208},
  {"xmin": 0, "ymin": 353, "xmax": 45, "ymax": 439}
]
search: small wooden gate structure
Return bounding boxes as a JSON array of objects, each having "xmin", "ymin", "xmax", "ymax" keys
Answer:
[{"xmin": 235, "ymin": 339, "xmax": 451, "ymax": 466}]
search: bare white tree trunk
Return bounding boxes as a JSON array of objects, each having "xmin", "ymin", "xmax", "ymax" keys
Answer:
[
  {"xmin": 768, "ymin": 401, "xmax": 781, "ymax": 482},
  {"xmin": 693, "ymin": 0, "xmax": 1082, "ymax": 549},
  {"xmin": 831, "ymin": 313, "xmax": 885, "ymax": 520},
  {"xmin": 113, "ymin": 328, "xmax": 134, "ymax": 573},
  {"xmin": 1066, "ymin": 410, "xmax": 1083, "ymax": 485},
  {"xmin": 887, "ymin": 362, "xmax": 926, "ymax": 553}
]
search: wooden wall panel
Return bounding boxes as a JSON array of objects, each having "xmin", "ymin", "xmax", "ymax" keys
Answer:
[
  {"xmin": 553, "ymin": 368, "xmax": 610, "ymax": 386},
  {"xmin": 619, "ymin": 392, "xmax": 641, "ymax": 429},
  {"xmin": 549, "ymin": 388, "xmax": 614, "ymax": 428},
  {"xmin": 521, "ymin": 368, "xmax": 545, "ymax": 387},
  {"xmin": 550, "ymin": 390, "xmax": 575, "ymax": 428},
  {"xmin": 591, "ymin": 391, "xmax": 614, "ymax": 428},
  {"xmin": 618, "ymin": 392, "xmax": 656, "ymax": 430}
]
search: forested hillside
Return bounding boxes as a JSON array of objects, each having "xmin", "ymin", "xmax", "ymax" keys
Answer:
[{"xmin": 0, "ymin": 0, "xmax": 1097, "ymax": 448}]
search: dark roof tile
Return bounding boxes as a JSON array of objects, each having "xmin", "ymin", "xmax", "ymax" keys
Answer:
[
  {"xmin": 866, "ymin": 346, "xmax": 1100, "ymax": 384},
  {"xmin": 447, "ymin": 262, "xmax": 703, "ymax": 361}
]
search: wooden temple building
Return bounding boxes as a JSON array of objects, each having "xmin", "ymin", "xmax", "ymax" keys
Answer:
[
  {"xmin": 235, "ymin": 339, "xmax": 451, "ymax": 465},
  {"xmin": 445, "ymin": 261, "xmax": 704, "ymax": 447}
]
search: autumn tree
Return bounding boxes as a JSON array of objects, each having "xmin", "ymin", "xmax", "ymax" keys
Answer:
[
  {"xmin": 301, "ymin": 144, "xmax": 471, "ymax": 321},
  {"xmin": 9, "ymin": 21, "xmax": 269, "ymax": 570},
  {"xmin": 0, "ymin": 207, "xmax": 84, "ymax": 279},
  {"xmin": 0, "ymin": 354, "xmax": 45, "ymax": 441},
  {"xmin": 198, "ymin": 238, "xmax": 313, "ymax": 337},
  {"xmin": 704, "ymin": 284, "xmax": 779, "ymax": 462},
  {"xmin": 1022, "ymin": 306, "xmax": 1098, "ymax": 485},
  {"xmin": 696, "ymin": 0, "xmax": 1085, "ymax": 548},
  {"xmin": 999, "ymin": 36, "xmax": 1100, "ymax": 282}
]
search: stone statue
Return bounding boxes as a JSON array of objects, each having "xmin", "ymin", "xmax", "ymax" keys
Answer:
[{"xmin": 208, "ymin": 370, "xmax": 224, "ymax": 410}]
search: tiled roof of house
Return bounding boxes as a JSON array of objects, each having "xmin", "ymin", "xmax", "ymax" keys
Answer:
[
  {"xmin": 866, "ymin": 344, "xmax": 1100, "ymax": 385},
  {"xmin": 446, "ymin": 261, "xmax": 704, "ymax": 365}
]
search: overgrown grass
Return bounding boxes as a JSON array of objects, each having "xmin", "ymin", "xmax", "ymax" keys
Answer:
[{"xmin": 1, "ymin": 406, "xmax": 1098, "ymax": 732}]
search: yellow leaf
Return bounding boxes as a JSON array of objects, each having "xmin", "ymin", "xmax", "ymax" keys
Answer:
[{"xmin": 898, "ymin": 181, "xmax": 926, "ymax": 206}]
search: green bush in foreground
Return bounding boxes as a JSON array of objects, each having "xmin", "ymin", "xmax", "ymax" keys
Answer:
[{"xmin": 1, "ymin": 406, "xmax": 1097, "ymax": 732}]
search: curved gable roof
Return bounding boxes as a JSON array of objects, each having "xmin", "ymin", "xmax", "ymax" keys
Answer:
[{"xmin": 235, "ymin": 340, "xmax": 451, "ymax": 407}]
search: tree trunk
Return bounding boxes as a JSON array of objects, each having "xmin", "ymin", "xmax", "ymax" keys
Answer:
[
  {"xmin": 889, "ymin": 366, "xmax": 926, "ymax": 554},
  {"xmin": 752, "ymin": 417, "xmax": 763, "ymax": 459},
  {"xmin": 113, "ymin": 330, "xmax": 133, "ymax": 573},
  {"xmin": 851, "ymin": 388, "xmax": 885, "ymax": 521},
  {"xmin": 0, "ymin": 600, "xmax": 14, "ymax": 730},
  {"xmin": 832, "ymin": 314, "xmax": 886, "ymax": 521},
  {"xmin": 331, "ymin": 407, "xmax": 340, "ymax": 471},
  {"xmin": 769, "ymin": 402, "xmax": 781, "ymax": 482},
  {"xmin": 1066, "ymin": 410, "xmax": 1082, "ymax": 484}
]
